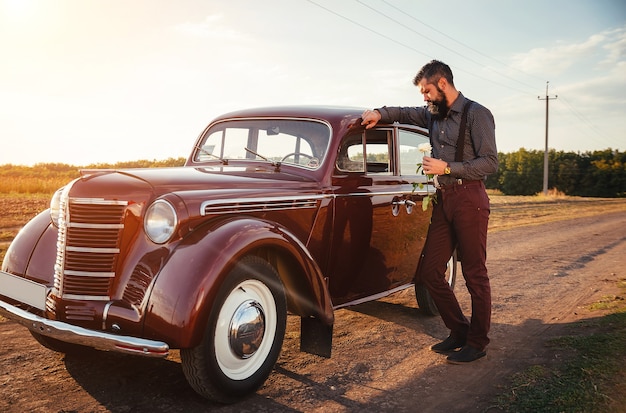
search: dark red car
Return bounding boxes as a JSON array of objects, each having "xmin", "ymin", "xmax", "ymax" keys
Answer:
[{"xmin": 0, "ymin": 106, "xmax": 456, "ymax": 403}]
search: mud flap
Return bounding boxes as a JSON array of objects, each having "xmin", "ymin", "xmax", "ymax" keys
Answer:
[{"xmin": 300, "ymin": 316, "xmax": 333, "ymax": 358}]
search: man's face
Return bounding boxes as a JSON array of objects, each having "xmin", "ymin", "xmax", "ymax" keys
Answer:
[{"xmin": 418, "ymin": 77, "xmax": 448, "ymax": 118}]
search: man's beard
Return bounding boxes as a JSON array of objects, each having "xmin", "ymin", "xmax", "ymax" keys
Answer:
[{"xmin": 426, "ymin": 90, "xmax": 449, "ymax": 120}]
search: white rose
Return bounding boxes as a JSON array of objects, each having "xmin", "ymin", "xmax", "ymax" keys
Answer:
[{"xmin": 418, "ymin": 143, "xmax": 432, "ymax": 153}]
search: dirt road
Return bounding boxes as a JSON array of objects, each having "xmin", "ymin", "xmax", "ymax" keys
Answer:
[{"xmin": 2, "ymin": 210, "xmax": 625, "ymax": 413}]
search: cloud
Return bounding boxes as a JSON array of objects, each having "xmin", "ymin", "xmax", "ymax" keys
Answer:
[
  {"xmin": 600, "ymin": 27, "xmax": 626, "ymax": 66},
  {"xmin": 510, "ymin": 32, "xmax": 608, "ymax": 76},
  {"xmin": 509, "ymin": 25, "xmax": 626, "ymax": 79},
  {"xmin": 551, "ymin": 27, "xmax": 626, "ymax": 108}
]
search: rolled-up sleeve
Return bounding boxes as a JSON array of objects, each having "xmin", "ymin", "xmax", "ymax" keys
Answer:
[{"xmin": 377, "ymin": 106, "xmax": 429, "ymax": 129}]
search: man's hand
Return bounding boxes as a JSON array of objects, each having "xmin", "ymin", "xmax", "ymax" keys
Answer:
[
  {"xmin": 361, "ymin": 109, "xmax": 381, "ymax": 129},
  {"xmin": 422, "ymin": 156, "xmax": 448, "ymax": 176}
]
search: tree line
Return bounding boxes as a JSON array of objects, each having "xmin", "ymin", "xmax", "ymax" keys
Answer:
[{"xmin": 485, "ymin": 148, "xmax": 625, "ymax": 197}]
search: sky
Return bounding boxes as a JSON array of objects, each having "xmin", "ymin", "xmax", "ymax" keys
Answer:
[{"xmin": 1, "ymin": 0, "xmax": 625, "ymax": 166}]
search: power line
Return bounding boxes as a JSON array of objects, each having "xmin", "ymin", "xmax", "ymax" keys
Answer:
[
  {"xmin": 303, "ymin": 0, "xmax": 429, "ymax": 59},
  {"xmin": 305, "ymin": 0, "xmax": 613, "ymax": 151},
  {"xmin": 361, "ymin": 0, "xmax": 541, "ymax": 93},
  {"xmin": 305, "ymin": 0, "xmax": 535, "ymax": 95},
  {"xmin": 355, "ymin": 1, "xmax": 489, "ymax": 68},
  {"xmin": 377, "ymin": 0, "xmax": 546, "ymax": 86},
  {"xmin": 556, "ymin": 95, "xmax": 619, "ymax": 148}
]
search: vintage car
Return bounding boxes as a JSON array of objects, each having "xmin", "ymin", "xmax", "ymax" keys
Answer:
[{"xmin": 0, "ymin": 106, "xmax": 456, "ymax": 403}]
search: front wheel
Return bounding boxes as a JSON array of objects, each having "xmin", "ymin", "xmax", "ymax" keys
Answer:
[
  {"xmin": 181, "ymin": 255, "xmax": 287, "ymax": 403},
  {"xmin": 415, "ymin": 251, "xmax": 458, "ymax": 316}
]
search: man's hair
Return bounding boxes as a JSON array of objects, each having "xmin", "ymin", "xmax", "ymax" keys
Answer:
[{"xmin": 413, "ymin": 60, "xmax": 454, "ymax": 87}]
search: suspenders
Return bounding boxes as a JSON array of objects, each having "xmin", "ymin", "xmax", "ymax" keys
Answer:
[
  {"xmin": 429, "ymin": 99, "xmax": 474, "ymax": 162},
  {"xmin": 455, "ymin": 100, "xmax": 474, "ymax": 162}
]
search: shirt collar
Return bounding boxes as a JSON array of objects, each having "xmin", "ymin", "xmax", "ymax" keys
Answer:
[{"xmin": 448, "ymin": 91, "xmax": 467, "ymax": 115}]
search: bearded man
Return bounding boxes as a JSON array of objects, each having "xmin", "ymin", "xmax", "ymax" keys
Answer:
[{"xmin": 361, "ymin": 60, "xmax": 498, "ymax": 363}]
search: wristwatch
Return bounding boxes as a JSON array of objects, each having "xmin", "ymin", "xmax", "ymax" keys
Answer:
[{"xmin": 444, "ymin": 164, "xmax": 451, "ymax": 175}]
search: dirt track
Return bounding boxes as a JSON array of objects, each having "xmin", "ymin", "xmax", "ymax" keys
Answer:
[{"xmin": 1, "ymin": 209, "xmax": 626, "ymax": 412}]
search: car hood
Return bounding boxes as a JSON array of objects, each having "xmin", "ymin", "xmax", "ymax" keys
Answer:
[
  {"xmin": 63, "ymin": 165, "xmax": 324, "ymax": 233},
  {"xmin": 76, "ymin": 165, "xmax": 317, "ymax": 195}
]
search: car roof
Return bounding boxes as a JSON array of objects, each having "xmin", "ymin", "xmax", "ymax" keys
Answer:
[{"xmin": 211, "ymin": 105, "xmax": 366, "ymax": 124}]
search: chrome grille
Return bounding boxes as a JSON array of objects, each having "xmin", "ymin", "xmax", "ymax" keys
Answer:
[{"xmin": 52, "ymin": 193, "xmax": 127, "ymax": 302}]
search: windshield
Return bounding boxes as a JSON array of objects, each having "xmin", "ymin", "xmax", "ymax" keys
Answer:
[{"xmin": 194, "ymin": 119, "xmax": 331, "ymax": 169}]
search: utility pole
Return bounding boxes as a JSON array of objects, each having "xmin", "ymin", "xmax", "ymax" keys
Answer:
[{"xmin": 538, "ymin": 81, "xmax": 557, "ymax": 195}]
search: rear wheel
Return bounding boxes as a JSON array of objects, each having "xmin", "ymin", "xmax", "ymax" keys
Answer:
[
  {"xmin": 416, "ymin": 251, "xmax": 458, "ymax": 316},
  {"xmin": 181, "ymin": 255, "xmax": 286, "ymax": 403}
]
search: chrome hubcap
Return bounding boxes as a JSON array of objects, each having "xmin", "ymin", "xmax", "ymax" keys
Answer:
[{"xmin": 229, "ymin": 300, "xmax": 265, "ymax": 359}]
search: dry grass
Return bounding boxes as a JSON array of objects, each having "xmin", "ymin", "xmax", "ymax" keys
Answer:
[
  {"xmin": 0, "ymin": 194, "xmax": 50, "ymax": 261},
  {"xmin": 0, "ymin": 193, "xmax": 50, "ymax": 228},
  {"xmin": 488, "ymin": 194, "xmax": 626, "ymax": 232}
]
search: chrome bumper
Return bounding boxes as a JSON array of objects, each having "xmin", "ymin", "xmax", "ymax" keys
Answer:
[{"xmin": 0, "ymin": 299, "xmax": 169, "ymax": 358}]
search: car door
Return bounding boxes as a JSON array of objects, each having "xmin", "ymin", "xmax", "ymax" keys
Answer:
[
  {"xmin": 395, "ymin": 126, "xmax": 434, "ymax": 276},
  {"xmin": 328, "ymin": 127, "xmax": 432, "ymax": 306}
]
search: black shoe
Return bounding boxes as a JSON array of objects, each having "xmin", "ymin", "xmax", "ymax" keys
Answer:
[
  {"xmin": 446, "ymin": 345, "xmax": 486, "ymax": 364},
  {"xmin": 430, "ymin": 335, "xmax": 466, "ymax": 354}
]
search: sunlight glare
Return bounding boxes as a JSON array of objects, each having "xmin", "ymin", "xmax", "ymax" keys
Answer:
[{"xmin": 2, "ymin": 0, "xmax": 37, "ymax": 19}]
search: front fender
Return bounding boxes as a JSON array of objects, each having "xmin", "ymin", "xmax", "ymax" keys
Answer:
[
  {"xmin": 143, "ymin": 217, "xmax": 333, "ymax": 349},
  {"xmin": 2, "ymin": 210, "xmax": 57, "ymax": 286}
]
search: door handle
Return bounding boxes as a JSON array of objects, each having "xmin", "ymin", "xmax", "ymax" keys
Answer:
[
  {"xmin": 392, "ymin": 199, "xmax": 416, "ymax": 206},
  {"xmin": 391, "ymin": 198, "xmax": 416, "ymax": 215}
]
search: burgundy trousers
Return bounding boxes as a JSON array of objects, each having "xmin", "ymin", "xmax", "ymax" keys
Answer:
[{"xmin": 417, "ymin": 180, "xmax": 491, "ymax": 350}]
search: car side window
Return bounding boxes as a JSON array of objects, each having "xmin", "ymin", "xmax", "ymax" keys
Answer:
[
  {"xmin": 336, "ymin": 129, "xmax": 392, "ymax": 175},
  {"xmin": 398, "ymin": 130, "xmax": 430, "ymax": 176}
]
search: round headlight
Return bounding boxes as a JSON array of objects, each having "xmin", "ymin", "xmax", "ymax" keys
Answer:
[
  {"xmin": 144, "ymin": 199, "xmax": 178, "ymax": 244},
  {"xmin": 50, "ymin": 187, "xmax": 64, "ymax": 227}
]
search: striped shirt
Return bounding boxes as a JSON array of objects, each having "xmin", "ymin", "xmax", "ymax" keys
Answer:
[{"xmin": 376, "ymin": 92, "xmax": 498, "ymax": 183}]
